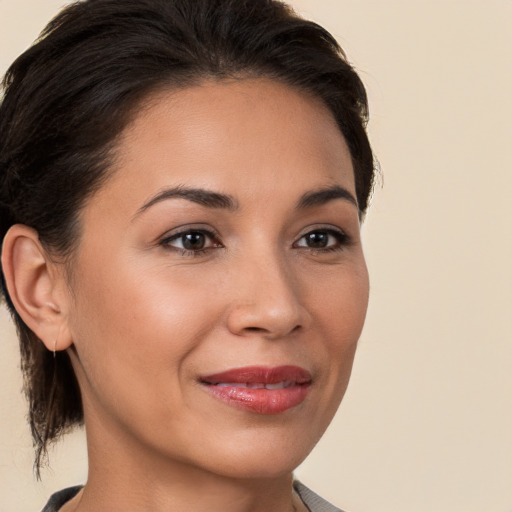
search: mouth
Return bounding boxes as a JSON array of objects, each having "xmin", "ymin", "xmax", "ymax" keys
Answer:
[{"xmin": 200, "ymin": 365, "xmax": 312, "ymax": 414}]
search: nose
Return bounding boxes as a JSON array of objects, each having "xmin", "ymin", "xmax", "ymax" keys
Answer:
[{"xmin": 226, "ymin": 255, "xmax": 311, "ymax": 339}]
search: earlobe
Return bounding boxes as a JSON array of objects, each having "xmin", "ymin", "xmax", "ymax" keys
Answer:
[{"xmin": 1, "ymin": 224, "xmax": 73, "ymax": 352}]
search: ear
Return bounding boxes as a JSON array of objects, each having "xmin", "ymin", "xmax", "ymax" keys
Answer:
[{"xmin": 1, "ymin": 224, "xmax": 73, "ymax": 352}]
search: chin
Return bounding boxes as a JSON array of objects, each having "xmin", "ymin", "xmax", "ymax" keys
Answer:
[
  {"xmin": 193, "ymin": 428, "xmax": 321, "ymax": 481},
  {"xmin": 212, "ymin": 452, "xmax": 308, "ymax": 481}
]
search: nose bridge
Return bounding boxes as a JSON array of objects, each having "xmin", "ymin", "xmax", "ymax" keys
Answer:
[{"xmin": 227, "ymin": 243, "xmax": 310, "ymax": 338}]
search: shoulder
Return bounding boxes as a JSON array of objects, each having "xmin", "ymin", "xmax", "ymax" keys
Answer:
[
  {"xmin": 293, "ymin": 480, "xmax": 348, "ymax": 512},
  {"xmin": 40, "ymin": 486, "xmax": 83, "ymax": 512},
  {"xmin": 40, "ymin": 482, "xmax": 345, "ymax": 512}
]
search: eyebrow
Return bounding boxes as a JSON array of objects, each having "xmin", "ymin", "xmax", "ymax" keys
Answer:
[
  {"xmin": 135, "ymin": 185, "xmax": 239, "ymax": 217},
  {"xmin": 135, "ymin": 183, "xmax": 358, "ymax": 219},
  {"xmin": 296, "ymin": 185, "xmax": 358, "ymax": 210}
]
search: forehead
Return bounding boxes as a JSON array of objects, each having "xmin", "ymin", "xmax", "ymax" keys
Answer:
[{"xmin": 89, "ymin": 78, "xmax": 355, "ymax": 214}]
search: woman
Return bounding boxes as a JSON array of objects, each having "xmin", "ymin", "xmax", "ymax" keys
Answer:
[{"xmin": 0, "ymin": 0, "xmax": 375, "ymax": 510}]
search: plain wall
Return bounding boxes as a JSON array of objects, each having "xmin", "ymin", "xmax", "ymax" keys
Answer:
[{"xmin": 1, "ymin": 1, "xmax": 511, "ymax": 511}]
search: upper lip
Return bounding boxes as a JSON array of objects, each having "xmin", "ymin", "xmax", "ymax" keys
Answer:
[{"xmin": 200, "ymin": 365, "xmax": 312, "ymax": 385}]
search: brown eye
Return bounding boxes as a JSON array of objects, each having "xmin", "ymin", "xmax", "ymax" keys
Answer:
[
  {"xmin": 294, "ymin": 229, "xmax": 349, "ymax": 251},
  {"xmin": 304, "ymin": 232, "xmax": 329, "ymax": 248},
  {"xmin": 161, "ymin": 229, "xmax": 221, "ymax": 253},
  {"xmin": 181, "ymin": 232, "xmax": 207, "ymax": 250}
]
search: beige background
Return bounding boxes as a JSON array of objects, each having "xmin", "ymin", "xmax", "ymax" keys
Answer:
[{"xmin": 1, "ymin": 1, "xmax": 511, "ymax": 511}]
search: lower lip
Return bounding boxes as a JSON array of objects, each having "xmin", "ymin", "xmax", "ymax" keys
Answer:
[{"xmin": 202, "ymin": 384, "xmax": 310, "ymax": 414}]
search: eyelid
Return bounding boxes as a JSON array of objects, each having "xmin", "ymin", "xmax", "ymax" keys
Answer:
[
  {"xmin": 158, "ymin": 225, "xmax": 223, "ymax": 253},
  {"xmin": 293, "ymin": 225, "xmax": 352, "ymax": 250},
  {"xmin": 295, "ymin": 224, "xmax": 348, "ymax": 239},
  {"xmin": 158, "ymin": 223, "xmax": 219, "ymax": 240}
]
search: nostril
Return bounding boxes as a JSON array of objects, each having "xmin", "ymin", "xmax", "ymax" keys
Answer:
[
  {"xmin": 244, "ymin": 326, "xmax": 266, "ymax": 333},
  {"xmin": 242, "ymin": 324, "xmax": 302, "ymax": 335}
]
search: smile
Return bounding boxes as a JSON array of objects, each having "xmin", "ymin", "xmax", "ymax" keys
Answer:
[
  {"xmin": 200, "ymin": 366, "xmax": 312, "ymax": 415},
  {"xmin": 214, "ymin": 381, "xmax": 295, "ymax": 389}
]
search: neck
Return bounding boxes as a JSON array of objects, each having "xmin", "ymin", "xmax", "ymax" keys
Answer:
[{"xmin": 66, "ymin": 411, "xmax": 303, "ymax": 512}]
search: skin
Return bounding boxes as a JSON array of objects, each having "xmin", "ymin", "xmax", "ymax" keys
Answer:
[{"xmin": 4, "ymin": 79, "xmax": 369, "ymax": 512}]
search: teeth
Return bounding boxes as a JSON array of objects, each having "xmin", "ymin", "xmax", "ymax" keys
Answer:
[
  {"xmin": 247, "ymin": 383, "xmax": 265, "ymax": 389},
  {"xmin": 267, "ymin": 381, "xmax": 294, "ymax": 389},
  {"xmin": 265, "ymin": 382, "xmax": 285, "ymax": 390},
  {"xmin": 213, "ymin": 381, "xmax": 293, "ymax": 389}
]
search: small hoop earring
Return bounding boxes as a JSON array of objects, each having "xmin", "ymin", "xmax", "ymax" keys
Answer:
[{"xmin": 53, "ymin": 338, "xmax": 57, "ymax": 358}]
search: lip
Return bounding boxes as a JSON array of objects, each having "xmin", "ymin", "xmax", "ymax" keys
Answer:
[{"xmin": 200, "ymin": 365, "xmax": 312, "ymax": 415}]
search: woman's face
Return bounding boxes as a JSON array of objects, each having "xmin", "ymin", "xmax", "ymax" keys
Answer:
[{"xmin": 63, "ymin": 79, "xmax": 369, "ymax": 479}]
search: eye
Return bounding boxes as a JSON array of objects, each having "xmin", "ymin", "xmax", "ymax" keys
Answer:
[
  {"xmin": 294, "ymin": 228, "xmax": 349, "ymax": 251},
  {"xmin": 160, "ymin": 229, "xmax": 222, "ymax": 254}
]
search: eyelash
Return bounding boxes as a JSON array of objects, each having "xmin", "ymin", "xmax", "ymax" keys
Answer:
[
  {"xmin": 159, "ymin": 228, "xmax": 222, "ymax": 257},
  {"xmin": 293, "ymin": 228, "xmax": 351, "ymax": 253},
  {"xmin": 159, "ymin": 227, "xmax": 351, "ymax": 256}
]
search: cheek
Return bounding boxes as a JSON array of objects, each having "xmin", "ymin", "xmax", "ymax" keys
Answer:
[
  {"xmin": 66, "ymin": 254, "xmax": 221, "ymax": 407},
  {"xmin": 311, "ymin": 259, "xmax": 369, "ymax": 394},
  {"xmin": 72, "ymin": 252, "xmax": 214, "ymax": 341},
  {"xmin": 313, "ymin": 256, "xmax": 369, "ymax": 340}
]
